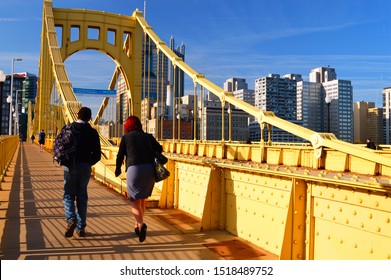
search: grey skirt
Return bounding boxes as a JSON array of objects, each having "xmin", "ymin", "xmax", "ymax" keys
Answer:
[{"xmin": 126, "ymin": 163, "xmax": 155, "ymax": 201}]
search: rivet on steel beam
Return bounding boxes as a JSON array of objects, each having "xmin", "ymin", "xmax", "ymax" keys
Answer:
[
  {"xmin": 386, "ymin": 218, "xmax": 390, "ymax": 223},
  {"xmin": 353, "ymin": 210, "xmax": 357, "ymax": 215},
  {"xmin": 327, "ymin": 235, "xmax": 331, "ymax": 240},
  {"xmin": 294, "ymin": 240, "xmax": 298, "ymax": 244},
  {"xmin": 369, "ymin": 213, "xmax": 373, "ymax": 219},
  {"xmin": 370, "ymin": 248, "xmax": 374, "ymax": 254},
  {"xmin": 340, "ymin": 239, "xmax": 344, "ymax": 244},
  {"xmin": 361, "ymin": 222, "xmax": 364, "ymax": 228},
  {"xmin": 345, "ymin": 219, "xmax": 349, "ymax": 224},
  {"xmin": 376, "ymin": 227, "xmax": 381, "ymax": 232},
  {"xmin": 299, "ymin": 195, "xmax": 303, "ymax": 200},
  {"xmin": 354, "ymin": 243, "xmax": 358, "ymax": 248},
  {"xmin": 327, "ymin": 204, "xmax": 330, "ymax": 209}
]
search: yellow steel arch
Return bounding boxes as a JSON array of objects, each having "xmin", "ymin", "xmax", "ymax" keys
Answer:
[{"xmin": 36, "ymin": 0, "xmax": 143, "ymax": 142}]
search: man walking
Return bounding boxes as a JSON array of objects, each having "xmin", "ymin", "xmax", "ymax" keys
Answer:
[
  {"xmin": 63, "ymin": 107, "xmax": 101, "ymax": 238},
  {"xmin": 38, "ymin": 129, "xmax": 45, "ymax": 151}
]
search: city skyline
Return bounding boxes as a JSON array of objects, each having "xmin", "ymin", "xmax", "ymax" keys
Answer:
[{"xmin": 0, "ymin": 0, "xmax": 390, "ymax": 112}]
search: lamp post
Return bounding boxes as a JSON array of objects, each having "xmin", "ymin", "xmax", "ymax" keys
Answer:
[
  {"xmin": 325, "ymin": 93, "xmax": 332, "ymax": 133},
  {"xmin": 8, "ymin": 58, "xmax": 23, "ymax": 135}
]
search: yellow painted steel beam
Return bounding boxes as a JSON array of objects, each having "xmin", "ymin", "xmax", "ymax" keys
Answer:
[{"xmin": 93, "ymin": 97, "xmax": 109, "ymax": 126}]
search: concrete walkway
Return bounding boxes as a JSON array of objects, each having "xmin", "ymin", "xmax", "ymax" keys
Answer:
[{"xmin": 0, "ymin": 142, "xmax": 275, "ymax": 260}]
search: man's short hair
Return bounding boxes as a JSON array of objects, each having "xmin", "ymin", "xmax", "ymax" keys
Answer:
[{"xmin": 78, "ymin": 107, "xmax": 92, "ymax": 122}]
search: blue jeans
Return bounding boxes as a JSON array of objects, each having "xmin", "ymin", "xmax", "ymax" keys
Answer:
[{"xmin": 63, "ymin": 163, "xmax": 91, "ymax": 231}]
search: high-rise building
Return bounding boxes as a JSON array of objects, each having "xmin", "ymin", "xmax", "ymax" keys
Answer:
[
  {"xmin": 253, "ymin": 74, "xmax": 302, "ymax": 142},
  {"xmin": 322, "ymin": 79, "xmax": 353, "ymax": 142},
  {"xmin": 168, "ymin": 36, "xmax": 185, "ymax": 98},
  {"xmin": 297, "ymin": 81, "xmax": 323, "ymax": 132},
  {"xmin": 309, "ymin": 67, "xmax": 337, "ymax": 83},
  {"xmin": 353, "ymin": 101, "xmax": 375, "ymax": 143},
  {"xmin": 383, "ymin": 87, "xmax": 391, "ymax": 144},
  {"xmin": 224, "ymin": 78, "xmax": 248, "ymax": 92},
  {"xmin": 367, "ymin": 107, "xmax": 383, "ymax": 145},
  {"xmin": 0, "ymin": 72, "xmax": 36, "ymax": 137},
  {"xmin": 142, "ymin": 39, "xmax": 169, "ymax": 101},
  {"xmin": 298, "ymin": 67, "xmax": 353, "ymax": 142}
]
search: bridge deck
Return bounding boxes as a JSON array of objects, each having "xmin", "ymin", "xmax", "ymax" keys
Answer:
[{"xmin": 0, "ymin": 142, "xmax": 275, "ymax": 260}]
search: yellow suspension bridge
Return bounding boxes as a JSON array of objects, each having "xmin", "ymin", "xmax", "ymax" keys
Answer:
[{"xmin": 1, "ymin": 0, "xmax": 390, "ymax": 260}]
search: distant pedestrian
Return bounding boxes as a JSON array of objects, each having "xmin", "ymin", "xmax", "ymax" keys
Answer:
[
  {"xmin": 115, "ymin": 115, "xmax": 162, "ymax": 243},
  {"xmin": 30, "ymin": 134, "xmax": 35, "ymax": 143},
  {"xmin": 38, "ymin": 129, "xmax": 46, "ymax": 152},
  {"xmin": 62, "ymin": 107, "xmax": 101, "ymax": 238},
  {"xmin": 366, "ymin": 138, "xmax": 376, "ymax": 150}
]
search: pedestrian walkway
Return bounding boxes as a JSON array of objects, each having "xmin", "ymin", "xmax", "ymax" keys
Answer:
[{"xmin": 0, "ymin": 142, "xmax": 276, "ymax": 260}]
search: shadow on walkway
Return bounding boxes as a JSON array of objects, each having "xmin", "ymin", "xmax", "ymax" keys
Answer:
[{"xmin": 0, "ymin": 142, "xmax": 276, "ymax": 260}]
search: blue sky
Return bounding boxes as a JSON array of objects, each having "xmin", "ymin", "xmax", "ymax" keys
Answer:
[{"xmin": 1, "ymin": 0, "xmax": 391, "ymax": 112}]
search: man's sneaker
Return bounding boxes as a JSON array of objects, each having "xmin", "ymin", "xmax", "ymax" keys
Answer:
[
  {"xmin": 76, "ymin": 230, "xmax": 86, "ymax": 237},
  {"xmin": 65, "ymin": 219, "xmax": 76, "ymax": 238}
]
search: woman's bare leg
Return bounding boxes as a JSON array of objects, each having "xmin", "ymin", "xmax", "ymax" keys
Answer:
[{"xmin": 130, "ymin": 199, "xmax": 143, "ymax": 230}]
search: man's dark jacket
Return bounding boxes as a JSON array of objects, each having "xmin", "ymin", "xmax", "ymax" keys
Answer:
[{"xmin": 72, "ymin": 122, "xmax": 101, "ymax": 166}]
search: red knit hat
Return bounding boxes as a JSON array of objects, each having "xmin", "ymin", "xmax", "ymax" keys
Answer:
[{"xmin": 124, "ymin": 116, "xmax": 142, "ymax": 133}]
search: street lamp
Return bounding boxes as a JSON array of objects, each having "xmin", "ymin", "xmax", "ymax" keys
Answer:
[
  {"xmin": 325, "ymin": 93, "xmax": 332, "ymax": 133},
  {"xmin": 9, "ymin": 58, "xmax": 23, "ymax": 135}
]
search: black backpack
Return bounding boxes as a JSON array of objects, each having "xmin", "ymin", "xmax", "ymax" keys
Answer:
[{"xmin": 53, "ymin": 124, "xmax": 81, "ymax": 166}]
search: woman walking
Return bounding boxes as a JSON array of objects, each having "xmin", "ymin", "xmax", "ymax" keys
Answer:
[{"xmin": 115, "ymin": 116, "xmax": 162, "ymax": 243}]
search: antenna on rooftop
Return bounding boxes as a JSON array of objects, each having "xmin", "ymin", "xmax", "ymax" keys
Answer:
[{"xmin": 144, "ymin": 0, "xmax": 147, "ymax": 19}]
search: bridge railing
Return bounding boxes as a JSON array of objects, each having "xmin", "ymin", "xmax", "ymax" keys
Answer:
[{"xmin": 0, "ymin": 136, "xmax": 19, "ymax": 189}]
